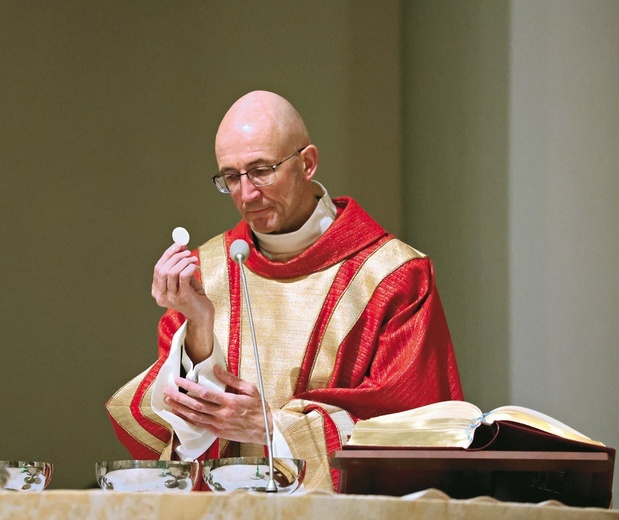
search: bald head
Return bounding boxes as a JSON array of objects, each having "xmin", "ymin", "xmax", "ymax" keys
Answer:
[
  {"xmin": 213, "ymin": 91, "xmax": 320, "ymax": 235},
  {"xmin": 215, "ymin": 91, "xmax": 310, "ymax": 158}
]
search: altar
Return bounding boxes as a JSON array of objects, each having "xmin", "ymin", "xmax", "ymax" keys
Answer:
[{"xmin": 0, "ymin": 489, "xmax": 617, "ymax": 520}]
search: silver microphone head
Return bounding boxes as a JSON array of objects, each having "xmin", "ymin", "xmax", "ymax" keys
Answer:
[{"xmin": 230, "ymin": 239, "xmax": 251, "ymax": 263}]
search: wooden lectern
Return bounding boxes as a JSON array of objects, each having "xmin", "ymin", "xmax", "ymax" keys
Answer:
[{"xmin": 330, "ymin": 446, "xmax": 615, "ymax": 507}]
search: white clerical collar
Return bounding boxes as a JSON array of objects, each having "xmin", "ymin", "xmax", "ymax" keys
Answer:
[{"xmin": 253, "ymin": 181, "xmax": 337, "ymax": 262}]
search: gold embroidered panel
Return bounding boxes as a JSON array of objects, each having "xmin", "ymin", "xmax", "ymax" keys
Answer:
[
  {"xmin": 199, "ymin": 235, "xmax": 231, "ymax": 365},
  {"xmin": 239, "ymin": 265, "xmax": 341, "ymax": 409}
]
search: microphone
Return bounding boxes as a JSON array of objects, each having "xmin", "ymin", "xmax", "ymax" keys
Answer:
[
  {"xmin": 229, "ymin": 239, "xmax": 250, "ymax": 263},
  {"xmin": 229, "ymin": 239, "xmax": 277, "ymax": 493}
]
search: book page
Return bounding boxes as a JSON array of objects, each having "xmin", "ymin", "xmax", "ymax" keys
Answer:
[
  {"xmin": 483, "ymin": 405, "xmax": 604, "ymax": 446},
  {"xmin": 346, "ymin": 400, "xmax": 482, "ymax": 448}
]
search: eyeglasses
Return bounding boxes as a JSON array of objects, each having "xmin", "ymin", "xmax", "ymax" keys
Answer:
[{"xmin": 212, "ymin": 146, "xmax": 308, "ymax": 194}]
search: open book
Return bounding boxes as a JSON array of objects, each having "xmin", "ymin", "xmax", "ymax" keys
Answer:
[
  {"xmin": 339, "ymin": 401, "xmax": 614, "ymax": 507},
  {"xmin": 346, "ymin": 400, "xmax": 605, "ymax": 448}
]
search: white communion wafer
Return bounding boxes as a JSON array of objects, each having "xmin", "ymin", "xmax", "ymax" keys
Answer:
[{"xmin": 172, "ymin": 226, "xmax": 190, "ymax": 246}]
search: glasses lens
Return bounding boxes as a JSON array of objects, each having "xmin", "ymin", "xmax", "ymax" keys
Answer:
[
  {"xmin": 225, "ymin": 174, "xmax": 242, "ymax": 192},
  {"xmin": 248, "ymin": 167, "xmax": 275, "ymax": 187},
  {"xmin": 214, "ymin": 175, "xmax": 231, "ymax": 193}
]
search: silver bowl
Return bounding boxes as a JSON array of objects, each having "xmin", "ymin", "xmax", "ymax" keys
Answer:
[
  {"xmin": 0, "ymin": 461, "xmax": 53, "ymax": 491},
  {"xmin": 95, "ymin": 460, "xmax": 200, "ymax": 492},
  {"xmin": 202, "ymin": 457, "xmax": 306, "ymax": 494}
]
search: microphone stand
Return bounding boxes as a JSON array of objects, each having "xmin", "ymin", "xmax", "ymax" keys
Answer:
[{"xmin": 231, "ymin": 240, "xmax": 277, "ymax": 493}]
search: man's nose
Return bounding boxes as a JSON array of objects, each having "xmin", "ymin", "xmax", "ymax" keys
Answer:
[{"xmin": 239, "ymin": 175, "xmax": 261, "ymax": 202}]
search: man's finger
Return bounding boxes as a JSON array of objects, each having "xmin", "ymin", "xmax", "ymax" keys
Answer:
[
  {"xmin": 178, "ymin": 263, "xmax": 199, "ymax": 288},
  {"xmin": 165, "ymin": 398, "xmax": 216, "ymax": 429},
  {"xmin": 155, "ymin": 243, "xmax": 186, "ymax": 272},
  {"xmin": 174, "ymin": 378, "xmax": 225, "ymax": 404},
  {"xmin": 213, "ymin": 365, "xmax": 258, "ymax": 395}
]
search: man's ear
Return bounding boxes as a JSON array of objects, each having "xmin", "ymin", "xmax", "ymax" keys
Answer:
[{"xmin": 302, "ymin": 144, "xmax": 319, "ymax": 181}]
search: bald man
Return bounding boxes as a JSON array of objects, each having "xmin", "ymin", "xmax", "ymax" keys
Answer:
[{"xmin": 107, "ymin": 91, "xmax": 463, "ymax": 491}]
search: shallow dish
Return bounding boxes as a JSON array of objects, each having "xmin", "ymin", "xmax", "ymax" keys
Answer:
[
  {"xmin": 202, "ymin": 457, "xmax": 305, "ymax": 494},
  {"xmin": 95, "ymin": 460, "xmax": 199, "ymax": 492},
  {"xmin": 0, "ymin": 461, "xmax": 53, "ymax": 491}
]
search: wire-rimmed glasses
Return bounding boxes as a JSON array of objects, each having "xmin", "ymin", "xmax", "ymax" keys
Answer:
[{"xmin": 212, "ymin": 145, "xmax": 308, "ymax": 194}]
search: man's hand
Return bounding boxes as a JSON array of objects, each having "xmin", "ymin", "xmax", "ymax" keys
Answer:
[
  {"xmin": 162, "ymin": 365, "xmax": 273, "ymax": 445},
  {"xmin": 152, "ymin": 243, "xmax": 206, "ymax": 318},
  {"xmin": 152, "ymin": 243, "xmax": 215, "ymax": 362}
]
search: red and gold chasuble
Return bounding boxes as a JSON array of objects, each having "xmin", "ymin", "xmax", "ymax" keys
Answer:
[{"xmin": 107, "ymin": 197, "xmax": 463, "ymax": 491}]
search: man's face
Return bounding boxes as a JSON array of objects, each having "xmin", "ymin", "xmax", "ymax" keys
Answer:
[{"xmin": 216, "ymin": 129, "xmax": 310, "ymax": 234}]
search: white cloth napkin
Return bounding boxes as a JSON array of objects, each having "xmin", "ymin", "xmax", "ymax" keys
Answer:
[{"xmin": 151, "ymin": 321, "xmax": 226, "ymax": 460}]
